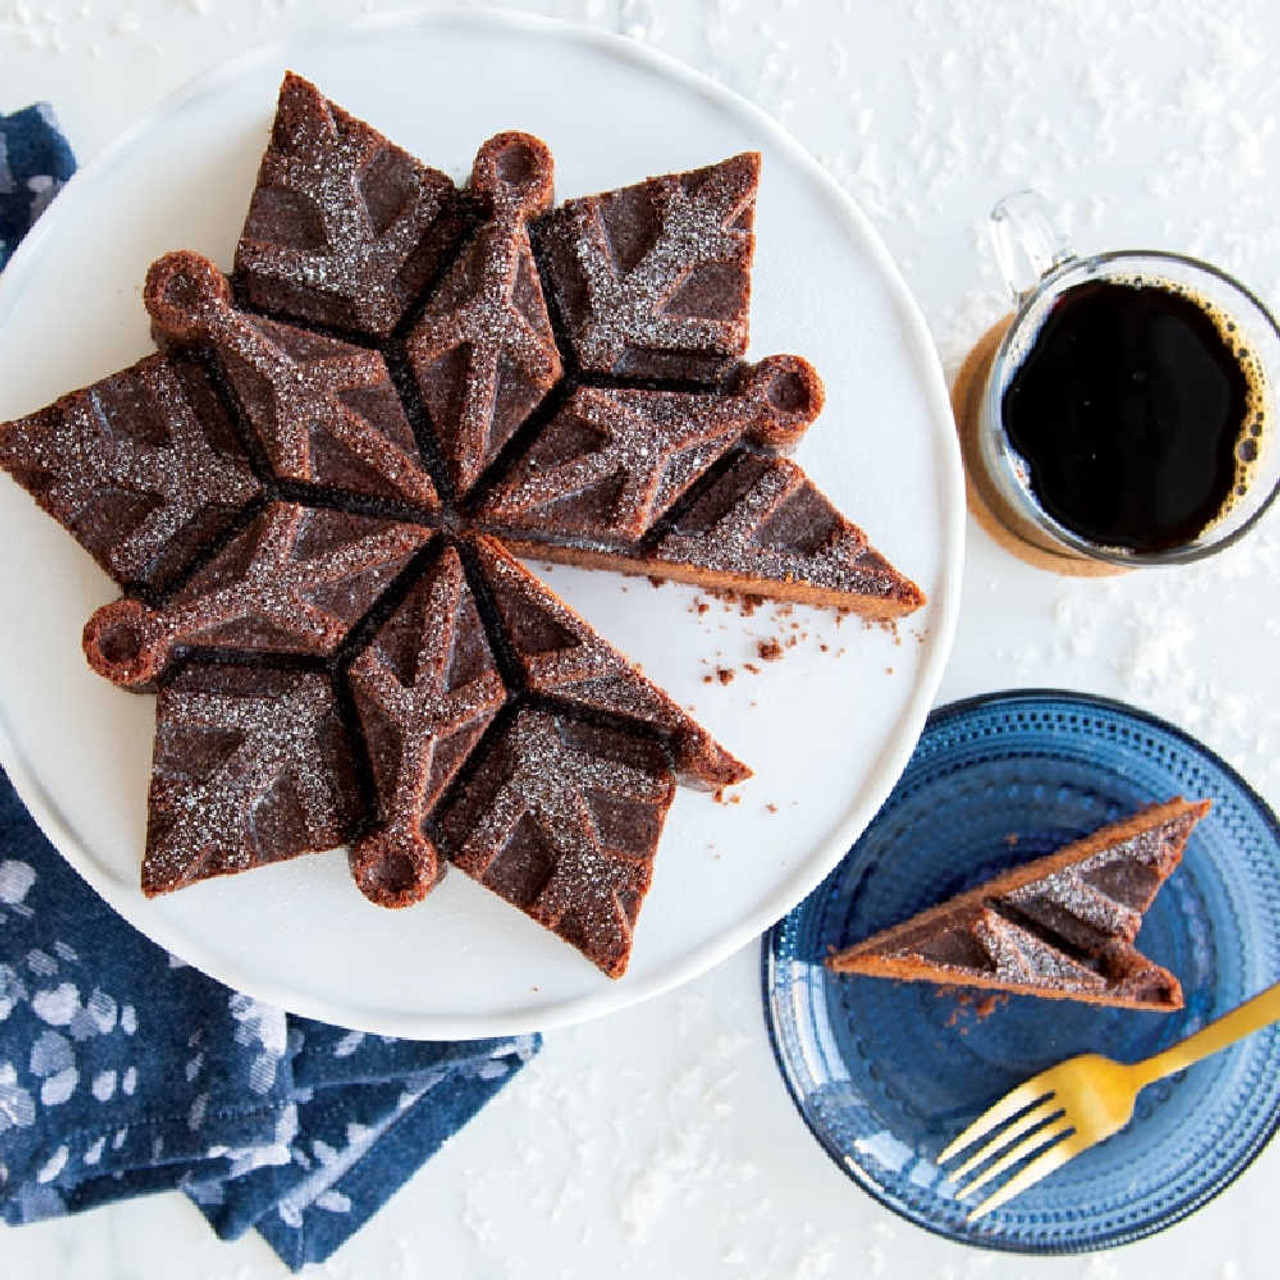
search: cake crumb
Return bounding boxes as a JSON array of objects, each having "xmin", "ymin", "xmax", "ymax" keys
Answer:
[
  {"xmin": 715, "ymin": 667, "xmax": 735, "ymax": 685},
  {"xmin": 974, "ymin": 994, "xmax": 1006, "ymax": 1019},
  {"xmin": 757, "ymin": 638, "xmax": 784, "ymax": 662},
  {"xmin": 941, "ymin": 987, "xmax": 1009, "ymax": 1028},
  {"xmin": 864, "ymin": 617, "xmax": 904, "ymax": 643},
  {"xmin": 743, "ymin": 663, "xmax": 760, "ymax": 675},
  {"xmin": 765, "ymin": 803, "xmax": 778, "ymax": 814}
]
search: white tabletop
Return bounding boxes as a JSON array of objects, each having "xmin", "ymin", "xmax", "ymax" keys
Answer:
[{"xmin": 4, "ymin": 2, "xmax": 1278, "ymax": 1277}]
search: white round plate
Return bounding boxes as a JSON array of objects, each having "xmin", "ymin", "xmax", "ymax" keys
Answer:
[{"xmin": 0, "ymin": 11, "xmax": 962, "ymax": 1038}]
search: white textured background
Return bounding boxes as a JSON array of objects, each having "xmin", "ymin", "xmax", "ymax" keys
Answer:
[{"xmin": 3, "ymin": 2, "xmax": 1279, "ymax": 1277}]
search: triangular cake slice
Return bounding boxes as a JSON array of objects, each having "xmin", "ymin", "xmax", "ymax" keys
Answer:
[
  {"xmin": 233, "ymin": 71, "xmax": 466, "ymax": 338},
  {"xmin": 647, "ymin": 453, "xmax": 923, "ymax": 616},
  {"xmin": 827, "ymin": 798, "xmax": 1211, "ymax": 1010},
  {"xmin": 495, "ymin": 449, "xmax": 924, "ymax": 619}
]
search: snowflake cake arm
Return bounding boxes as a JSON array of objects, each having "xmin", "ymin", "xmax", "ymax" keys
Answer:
[
  {"xmin": 435, "ymin": 709, "xmax": 677, "ymax": 977},
  {"xmin": 145, "ymin": 252, "xmax": 439, "ymax": 509},
  {"xmin": 0, "ymin": 352, "xmax": 261, "ymax": 591},
  {"xmin": 406, "ymin": 133, "xmax": 562, "ymax": 497},
  {"xmin": 472, "ymin": 537, "xmax": 748, "ymax": 789},
  {"xmin": 233, "ymin": 71, "xmax": 466, "ymax": 339},
  {"xmin": 346, "ymin": 543, "xmax": 508, "ymax": 907},
  {"xmin": 534, "ymin": 151, "xmax": 760, "ymax": 382},
  {"xmin": 478, "ymin": 354, "xmax": 823, "ymax": 542},
  {"xmin": 142, "ymin": 662, "xmax": 361, "ymax": 895},
  {"xmin": 82, "ymin": 504, "xmax": 432, "ymax": 690}
]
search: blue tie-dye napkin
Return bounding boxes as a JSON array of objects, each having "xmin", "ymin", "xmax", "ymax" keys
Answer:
[
  {"xmin": 0, "ymin": 105, "xmax": 541, "ymax": 1271},
  {"xmin": 0, "ymin": 103, "xmax": 75, "ymax": 269}
]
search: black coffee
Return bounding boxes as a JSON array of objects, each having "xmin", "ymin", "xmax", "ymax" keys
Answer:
[{"xmin": 1001, "ymin": 280, "xmax": 1261, "ymax": 552}]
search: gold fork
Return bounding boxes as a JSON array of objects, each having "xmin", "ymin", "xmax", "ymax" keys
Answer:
[{"xmin": 938, "ymin": 980, "xmax": 1280, "ymax": 1222}]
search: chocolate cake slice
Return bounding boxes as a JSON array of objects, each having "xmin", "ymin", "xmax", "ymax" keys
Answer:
[
  {"xmin": 234, "ymin": 71, "xmax": 465, "ymax": 338},
  {"xmin": 477, "ymin": 355, "xmax": 822, "ymax": 541},
  {"xmin": 347, "ymin": 541, "xmax": 507, "ymax": 907},
  {"xmin": 0, "ymin": 352, "xmax": 260, "ymax": 591},
  {"xmin": 147, "ymin": 251, "xmax": 438, "ymax": 508},
  {"xmin": 83, "ymin": 503, "xmax": 431, "ymax": 689},
  {"xmin": 827, "ymin": 799, "xmax": 1211, "ymax": 1010},
  {"xmin": 435, "ymin": 707, "xmax": 676, "ymax": 977},
  {"xmin": 535, "ymin": 152, "xmax": 759, "ymax": 382},
  {"xmin": 142, "ymin": 662, "xmax": 361, "ymax": 896},
  {"xmin": 646, "ymin": 452, "xmax": 923, "ymax": 616},
  {"xmin": 495, "ymin": 448, "xmax": 923, "ymax": 617},
  {"xmin": 407, "ymin": 134, "xmax": 561, "ymax": 495},
  {"xmin": 472, "ymin": 536, "xmax": 747, "ymax": 789}
]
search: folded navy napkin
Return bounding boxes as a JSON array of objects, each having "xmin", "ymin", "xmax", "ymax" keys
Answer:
[
  {"xmin": 0, "ymin": 769, "xmax": 539, "ymax": 1269},
  {"xmin": 0, "ymin": 105, "xmax": 540, "ymax": 1270},
  {"xmin": 0, "ymin": 103, "xmax": 75, "ymax": 269}
]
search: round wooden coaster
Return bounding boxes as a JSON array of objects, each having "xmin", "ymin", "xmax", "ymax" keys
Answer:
[{"xmin": 950, "ymin": 316, "xmax": 1128, "ymax": 578}]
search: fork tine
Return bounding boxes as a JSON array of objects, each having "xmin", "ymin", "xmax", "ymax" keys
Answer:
[
  {"xmin": 952, "ymin": 1116, "xmax": 1072, "ymax": 1198},
  {"xmin": 936, "ymin": 1078, "xmax": 1050, "ymax": 1164},
  {"xmin": 946, "ymin": 1098, "xmax": 1064, "ymax": 1183},
  {"xmin": 966, "ymin": 1133, "xmax": 1085, "ymax": 1222}
]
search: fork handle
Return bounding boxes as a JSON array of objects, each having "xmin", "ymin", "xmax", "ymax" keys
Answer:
[{"xmin": 1132, "ymin": 981, "xmax": 1280, "ymax": 1088}]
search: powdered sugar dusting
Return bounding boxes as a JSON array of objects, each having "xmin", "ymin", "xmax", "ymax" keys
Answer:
[{"xmin": 539, "ymin": 152, "xmax": 757, "ymax": 376}]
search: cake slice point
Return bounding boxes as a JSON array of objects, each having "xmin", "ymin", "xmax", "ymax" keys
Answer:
[
  {"xmin": 470, "ymin": 535, "xmax": 748, "ymax": 790},
  {"xmin": 435, "ymin": 707, "xmax": 676, "ymax": 978},
  {"xmin": 827, "ymin": 798, "xmax": 1211, "ymax": 1011}
]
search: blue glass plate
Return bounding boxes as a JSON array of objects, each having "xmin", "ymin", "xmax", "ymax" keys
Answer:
[{"xmin": 762, "ymin": 690, "xmax": 1280, "ymax": 1252}]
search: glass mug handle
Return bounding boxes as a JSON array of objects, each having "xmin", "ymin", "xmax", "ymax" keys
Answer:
[{"xmin": 989, "ymin": 190, "xmax": 1074, "ymax": 302}]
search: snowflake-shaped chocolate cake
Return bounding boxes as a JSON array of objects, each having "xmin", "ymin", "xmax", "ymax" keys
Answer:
[{"xmin": 0, "ymin": 74, "xmax": 924, "ymax": 977}]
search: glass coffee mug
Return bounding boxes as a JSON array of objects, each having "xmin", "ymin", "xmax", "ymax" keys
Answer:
[{"xmin": 974, "ymin": 191, "xmax": 1280, "ymax": 568}]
